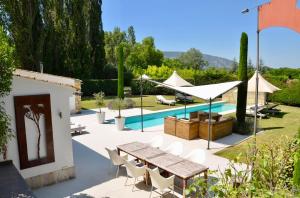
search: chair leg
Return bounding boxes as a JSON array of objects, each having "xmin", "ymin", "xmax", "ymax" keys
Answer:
[
  {"xmin": 132, "ymin": 178, "xmax": 137, "ymax": 192},
  {"xmin": 116, "ymin": 165, "xmax": 120, "ymax": 178},
  {"xmin": 125, "ymin": 174, "xmax": 129, "ymax": 185},
  {"xmin": 172, "ymin": 187, "xmax": 175, "ymax": 198},
  {"xmin": 149, "ymin": 186, "xmax": 153, "ymax": 198}
]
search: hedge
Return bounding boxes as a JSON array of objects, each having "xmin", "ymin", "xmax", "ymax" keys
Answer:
[
  {"xmin": 82, "ymin": 79, "xmax": 118, "ymax": 96},
  {"xmin": 131, "ymin": 79, "xmax": 175, "ymax": 95},
  {"xmin": 269, "ymin": 81, "xmax": 300, "ymax": 107}
]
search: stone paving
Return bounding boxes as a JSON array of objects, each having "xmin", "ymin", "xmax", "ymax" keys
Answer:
[{"xmin": 34, "ymin": 106, "xmax": 248, "ymax": 198}]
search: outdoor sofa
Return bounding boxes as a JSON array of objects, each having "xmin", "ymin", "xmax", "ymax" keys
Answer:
[
  {"xmin": 164, "ymin": 111, "xmax": 233, "ymax": 141},
  {"xmin": 175, "ymin": 118, "xmax": 199, "ymax": 140},
  {"xmin": 198, "ymin": 117, "xmax": 233, "ymax": 141}
]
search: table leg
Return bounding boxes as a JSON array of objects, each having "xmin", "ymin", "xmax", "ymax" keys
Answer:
[
  {"xmin": 182, "ymin": 179, "xmax": 187, "ymax": 198},
  {"xmin": 145, "ymin": 161, "xmax": 150, "ymax": 185},
  {"xmin": 117, "ymin": 148, "xmax": 120, "ymax": 155}
]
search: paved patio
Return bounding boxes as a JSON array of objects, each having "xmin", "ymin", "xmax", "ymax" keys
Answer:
[{"xmin": 34, "ymin": 107, "xmax": 248, "ymax": 198}]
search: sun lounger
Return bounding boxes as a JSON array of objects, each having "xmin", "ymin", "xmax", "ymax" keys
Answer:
[
  {"xmin": 156, "ymin": 95, "xmax": 176, "ymax": 106},
  {"xmin": 175, "ymin": 92, "xmax": 194, "ymax": 103},
  {"xmin": 246, "ymin": 105, "xmax": 268, "ymax": 119},
  {"xmin": 71, "ymin": 125, "xmax": 86, "ymax": 134},
  {"xmin": 263, "ymin": 103, "xmax": 281, "ymax": 115}
]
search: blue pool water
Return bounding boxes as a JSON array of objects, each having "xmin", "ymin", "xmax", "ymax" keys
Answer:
[{"xmin": 125, "ymin": 102, "xmax": 236, "ymax": 130}]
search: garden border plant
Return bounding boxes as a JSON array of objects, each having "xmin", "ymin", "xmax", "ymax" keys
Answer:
[
  {"xmin": 186, "ymin": 135, "xmax": 300, "ymax": 197},
  {"xmin": 0, "ymin": 26, "xmax": 15, "ymax": 159}
]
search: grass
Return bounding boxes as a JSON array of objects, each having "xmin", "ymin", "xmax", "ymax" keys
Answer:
[
  {"xmin": 81, "ymin": 95, "xmax": 205, "ymax": 111},
  {"xmin": 216, "ymin": 105, "xmax": 300, "ymax": 161}
]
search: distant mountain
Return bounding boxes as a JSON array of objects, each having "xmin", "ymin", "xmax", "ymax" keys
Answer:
[{"xmin": 163, "ymin": 51, "xmax": 234, "ymax": 69}]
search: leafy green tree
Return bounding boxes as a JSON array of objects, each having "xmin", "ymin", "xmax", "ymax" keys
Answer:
[
  {"xmin": 163, "ymin": 58, "xmax": 183, "ymax": 68},
  {"xmin": 178, "ymin": 48, "xmax": 207, "ymax": 70},
  {"xmin": 1, "ymin": 0, "xmax": 106, "ymax": 79},
  {"xmin": 125, "ymin": 37, "xmax": 163, "ymax": 70},
  {"xmin": 230, "ymin": 57, "xmax": 238, "ymax": 73},
  {"xmin": 0, "ymin": 0, "xmax": 44, "ymax": 71},
  {"xmin": 104, "ymin": 27, "xmax": 127, "ymax": 65},
  {"xmin": 117, "ymin": 44, "xmax": 124, "ymax": 99},
  {"xmin": 247, "ymin": 58, "xmax": 255, "ymax": 75},
  {"xmin": 236, "ymin": 32, "xmax": 248, "ymax": 128},
  {"xmin": 127, "ymin": 25, "xmax": 136, "ymax": 46},
  {"xmin": 0, "ymin": 25, "xmax": 15, "ymax": 158}
]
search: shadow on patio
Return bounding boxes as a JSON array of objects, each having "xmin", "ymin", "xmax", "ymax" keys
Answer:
[{"xmin": 34, "ymin": 140, "xmax": 118, "ymax": 197}]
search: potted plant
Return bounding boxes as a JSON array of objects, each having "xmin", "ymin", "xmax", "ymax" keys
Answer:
[
  {"xmin": 93, "ymin": 92, "xmax": 106, "ymax": 124},
  {"xmin": 112, "ymin": 98, "xmax": 126, "ymax": 130}
]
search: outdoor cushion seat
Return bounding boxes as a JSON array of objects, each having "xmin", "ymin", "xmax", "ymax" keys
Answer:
[{"xmin": 199, "ymin": 118, "xmax": 233, "ymax": 141}]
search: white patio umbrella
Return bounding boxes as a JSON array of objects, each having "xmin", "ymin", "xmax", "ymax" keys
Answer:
[
  {"xmin": 248, "ymin": 71, "xmax": 280, "ymax": 93},
  {"xmin": 144, "ymin": 78, "xmax": 242, "ymax": 149},
  {"xmin": 162, "ymin": 71, "xmax": 194, "ymax": 87},
  {"xmin": 160, "ymin": 71, "xmax": 194, "ymax": 118}
]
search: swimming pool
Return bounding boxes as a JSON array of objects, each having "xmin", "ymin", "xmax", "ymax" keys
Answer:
[{"xmin": 125, "ymin": 102, "xmax": 236, "ymax": 130}]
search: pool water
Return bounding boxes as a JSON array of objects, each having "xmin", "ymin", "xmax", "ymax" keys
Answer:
[{"xmin": 125, "ymin": 102, "xmax": 236, "ymax": 130}]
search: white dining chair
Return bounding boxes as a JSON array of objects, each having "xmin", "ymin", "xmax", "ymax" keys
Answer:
[
  {"xmin": 105, "ymin": 147, "xmax": 128, "ymax": 178},
  {"xmin": 163, "ymin": 141, "xmax": 183, "ymax": 156},
  {"xmin": 147, "ymin": 135, "xmax": 164, "ymax": 148},
  {"xmin": 123, "ymin": 160, "xmax": 146, "ymax": 191},
  {"xmin": 147, "ymin": 167, "xmax": 175, "ymax": 198},
  {"xmin": 184, "ymin": 149, "xmax": 206, "ymax": 164}
]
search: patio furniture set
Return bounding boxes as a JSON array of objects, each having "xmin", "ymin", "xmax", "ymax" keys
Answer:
[
  {"xmin": 106, "ymin": 140, "xmax": 208, "ymax": 198},
  {"xmin": 164, "ymin": 111, "xmax": 233, "ymax": 141}
]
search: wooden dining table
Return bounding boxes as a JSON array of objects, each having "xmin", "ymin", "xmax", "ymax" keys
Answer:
[{"xmin": 117, "ymin": 141, "xmax": 208, "ymax": 197}]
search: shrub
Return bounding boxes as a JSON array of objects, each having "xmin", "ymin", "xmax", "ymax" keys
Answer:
[
  {"xmin": 107, "ymin": 98, "xmax": 136, "ymax": 110},
  {"xmin": 82, "ymin": 79, "xmax": 118, "ymax": 96},
  {"xmin": 186, "ymin": 136, "xmax": 298, "ymax": 197},
  {"xmin": 293, "ymin": 128, "xmax": 300, "ymax": 190},
  {"xmin": 101, "ymin": 64, "xmax": 133, "ymax": 86},
  {"xmin": 269, "ymin": 81, "xmax": 300, "ymax": 107},
  {"xmin": 232, "ymin": 117, "xmax": 254, "ymax": 135},
  {"xmin": 0, "ymin": 26, "xmax": 15, "ymax": 159},
  {"xmin": 131, "ymin": 79, "xmax": 175, "ymax": 95}
]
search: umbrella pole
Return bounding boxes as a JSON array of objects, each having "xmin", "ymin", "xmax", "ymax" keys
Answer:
[
  {"xmin": 140, "ymin": 75, "xmax": 144, "ymax": 132},
  {"xmin": 207, "ymin": 98, "xmax": 212, "ymax": 150},
  {"xmin": 184, "ymin": 94, "xmax": 187, "ymax": 119}
]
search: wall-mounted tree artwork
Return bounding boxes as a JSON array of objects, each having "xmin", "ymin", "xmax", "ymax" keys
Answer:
[{"xmin": 14, "ymin": 94, "xmax": 55, "ymax": 169}]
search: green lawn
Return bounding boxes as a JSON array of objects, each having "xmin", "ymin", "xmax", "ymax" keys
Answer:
[
  {"xmin": 216, "ymin": 105, "xmax": 300, "ymax": 161},
  {"xmin": 81, "ymin": 95, "xmax": 205, "ymax": 111}
]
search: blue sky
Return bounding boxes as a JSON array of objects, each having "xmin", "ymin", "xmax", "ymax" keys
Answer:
[{"xmin": 102, "ymin": 0, "xmax": 300, "ymax": 68}]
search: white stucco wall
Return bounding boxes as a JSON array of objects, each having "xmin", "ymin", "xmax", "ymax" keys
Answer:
[{"xmin": 0, "ymin": 76, "xmax": 75, "ymax": 179}]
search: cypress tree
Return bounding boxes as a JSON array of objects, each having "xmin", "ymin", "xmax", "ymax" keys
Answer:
[
  {"xmin": 1, "ymin": 0, "xmax": 44, "ymax": 71},
  {"xmin": 117, "ymin": 44, "xmax": 124, "ymax": 99},
  {"xmin": 236, "ymin": 32, "xmax": 248, "ymax": 128},
  {"xmin": 89, "ymin": 0, "xmax": 106, "ymax": 78}
]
